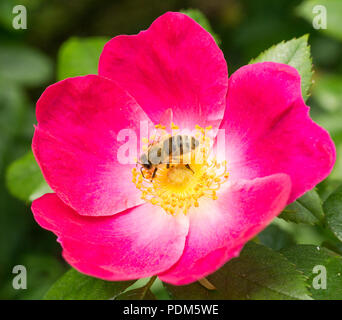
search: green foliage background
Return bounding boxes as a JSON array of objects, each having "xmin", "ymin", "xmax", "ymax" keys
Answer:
[{"xmin": 1, "ymin": 0, "xmax": 342, "ymax": 300}]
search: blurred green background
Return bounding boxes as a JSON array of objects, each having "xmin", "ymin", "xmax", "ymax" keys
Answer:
[{"xmin": 1, "ymin": 0, "xmax": 342, "ymax": 299}]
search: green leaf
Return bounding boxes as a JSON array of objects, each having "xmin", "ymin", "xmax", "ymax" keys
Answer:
[
  {"xmin": 297, "ymin": 0, "xmax": 342, "ymax": 41},
  {"xmin": 164, "ymin": 242, "xmax": 311, "ymax": 300},
  {"xmin": 281, "ymin": 245, "xmax": 342, "ymax": 299},
  {"xmin": 116, "ymin": 276, "xmax": 157, "ymax": 300},
  {"xmin": 323, "ymin": 185, "xmax": 342, "ymax": 242},
  {"xmin": 316, "ymin": 178, "xmax": 342, "ymax": 202},
  {"xmin": 44, "ymin": 268, "xmax": 136, "ymax": 300},
  {"xmin": 116, "ymin": 287, "xmax": 156, "ymax": 300},
  {"xmin": 151, "ymin": 278, "xmax": 172, "ymax": 300},
  {"xmin": 249, "ymin": 35, "xmax": 313, "ymax": 101},
  {"xmin": 180, "ymin": 9, "xmax": 221, "ymax": 45},
  {"xmin": 6, "ymin": 151, "xmax": 51, "ymax": 202},
  {"xmin": 279, "ymin": 189, "xmax": 324, "ymax": 225},
  {"xmin": 0, "ymin": 45, "xmax": 53, "ymax": 86},
  {"xmin": 57, "ymin": 37, "xmax": 109, "ymax": 80},
  {"xmin": 258, "ymin": 223, "xmax": 295, "ymax": 251}
]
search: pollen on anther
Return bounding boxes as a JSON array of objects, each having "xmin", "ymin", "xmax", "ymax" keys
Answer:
[{"xmin": 171, "ymin": 122, "xmax": 179, "ymax": 130}]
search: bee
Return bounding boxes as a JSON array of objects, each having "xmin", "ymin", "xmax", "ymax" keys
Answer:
[{"xmin": 139, "ymin": 135, "xmax": 200, "ymax": 179}]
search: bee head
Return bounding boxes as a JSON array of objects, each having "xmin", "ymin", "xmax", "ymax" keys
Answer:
[
  {"xmin": 143, "ymin": 162, "xmax": 152, "ymax": 169},
  {"xmin": 140, "ymin": 153, "xmax": 152, "ymax": 169}
]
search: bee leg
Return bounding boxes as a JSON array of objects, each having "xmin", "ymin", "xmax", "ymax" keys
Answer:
[
  {"xmin": 140, "ymin": 167, "xmax": 145, "ymax": 179},
  {"xmin": 185, "ymin": 164, "xmax": 194, "ymax": 174},
  {"xmin": 151, "ymin": 167, "xmax": 158, "ymax": 181},
  {"xmin": 166, "ymin": 163, "xmax": 170, "ymax": 169}
]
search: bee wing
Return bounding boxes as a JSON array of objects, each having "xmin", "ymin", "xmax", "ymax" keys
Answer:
[
  {"xmin": 148, "ymin": 125, "xmax": 166, "ymax": 147},
  {"xmin": 148, "ymin": 108, "xmax": 174, "ymax": 147},
  {"xmin": 158, "ymin": 108, "xmax": 173, "ymax": 133}
]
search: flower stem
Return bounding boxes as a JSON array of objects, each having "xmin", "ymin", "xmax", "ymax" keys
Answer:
[
  {"xmin": 139, "ymin": 275, "xmax": 157, "ymax": 299},
  {"xmin": 145, "ymin": 275, "xmax": 157, "ymax": 289}
]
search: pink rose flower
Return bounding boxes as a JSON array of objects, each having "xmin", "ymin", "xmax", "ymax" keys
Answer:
[{"xmin": 31, "ymin": 12, "xmax": 335, "ymax": 285}]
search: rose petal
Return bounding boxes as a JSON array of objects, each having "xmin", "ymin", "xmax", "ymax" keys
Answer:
[
  {"xmin": 99, "ymin": 12, "xmax": 228, "ymax": 131},
  {"xmin": 33, "ymin": 75, "xmax": 153, "ymax": 216},
  {"xmin": 32, "ymin": 193, "xmax": 189, "ymax": 281},
  {"xmin": 159, "ymin": 173, "xmax": 291, "ymax": 285},
  {"xmin": 221, "ymin": 62, "xmax": 335, "ymax": 202}
]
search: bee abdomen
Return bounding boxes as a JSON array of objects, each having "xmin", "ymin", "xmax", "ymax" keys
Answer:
[{"xmin": 162, "ymin": 135, "xmax": 197, "ymax": 158}]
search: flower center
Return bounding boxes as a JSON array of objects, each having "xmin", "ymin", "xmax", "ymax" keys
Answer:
[
  {"xmin": 167, "ymin": 165, "xmax": 193, "ymax": 185},
  {"xmin": 132, "ymin": 124, "xmax": 229, "ymax": 215}
]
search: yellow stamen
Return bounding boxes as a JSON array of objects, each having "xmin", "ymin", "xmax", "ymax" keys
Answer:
[
  {"xmin": 133, "ymin": 124, "xmax": 229, "ymax": 215},
  {"xmin": 171, "ymin": 122, "xmax": 179, "ymax": 130}
]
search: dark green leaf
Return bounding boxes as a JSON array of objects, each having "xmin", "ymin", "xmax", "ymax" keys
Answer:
[
  {"xmin": 323, "ymin": 185, "xmax": 342, "ymax": 241},
  {"xmin": 6, "ymin": 151, "xmax": 51, "ymax": 202},
  {"xmin": 258, "ymin": 223, "xmax": 295, "ymax": 250},
  {"xmin": 116, "ymin": 287, "xmax": 156, "ymax": 300},
  {"xmin": 297, "ymin": 0, "xmax": 342, "ymax": 41},
  {"xmin": 0, "ymin": 254, "xmax": 66, "ymax": 300},
  {"xmin": 279, "ymin": 189, "xmax": 324, "ymax": 225},
  {"xmin": 57, "ymin": 37, "xmax": 109, "ymax": 80},
  {"xmin": 44, "ymin": 268, "xmax": 136, "ymax": 300},
  {"xmin": 249, "ymin": 35, "xmax": 313, "ymax": 101},
  {"xmin": 316, "ymin": 179, "xmax": 342, "ymax": 202},
  {"xmin": 180, "ymin": 9, "xmax": 221, "ymax": 45},
  {"xmin": 164, "ymin": 242, "xmax": 311, "ymax": 300},
  {"xmin": 0, "ymin": 0, "xmax": 42, "ymax": 30},
  {"xmin": 0, "ymin": 80, "xmax": 31, "ymax": 171},
  {"xmin": 0, "ymin": 0, "xmax": 13, "ymax": 29},
  {"xmin": 281, "ymin": 245, "xmax": 342, "ymax": 299},
  {"xmin": 0, "ymin": 79, "xmax": 45, "ymax": 292}
]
